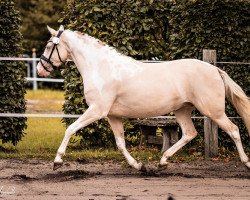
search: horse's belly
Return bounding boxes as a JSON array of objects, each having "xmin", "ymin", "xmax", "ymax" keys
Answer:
[{"xmin": 108, "ymin": 95, "xmax": 184, "ymax": 118}]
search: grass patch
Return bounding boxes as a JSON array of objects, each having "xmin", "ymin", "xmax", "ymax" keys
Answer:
[
  {"xmin": 33, "ymin": 103, "xmax": 63, "ymax": 111},
  {"xmin": 26, "ymin": 89, "xmax": 65, "ymax": 112},
  {"xmin": 0, "ymin": 115, "xmax": 162, "ymax": 161},
  {"xmin": 25, "ymin": 89, "xmax": 64, "ymax": 101},
  {"xmin": 1, "ymin": 89, "xmax": 66, "ymax": 158},
  {"xmin": 0, "ymin": 118, "xmax": 65, "ymax": 158}
]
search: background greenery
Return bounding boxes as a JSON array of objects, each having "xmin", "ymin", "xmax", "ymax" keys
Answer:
[
  {"xmin": 12, "ymin": 0, "xmax": 67, "ymax": 89},
  {"xmin": 61, "ymin": 0, "xmax": 249, "ymax": 150},
  {"xmin": 0, "ymin": 0, "xmax": 26, "ymax": 145},
  {"xmin": 15, "ymin": 0, "xmax": 66, "ymax": 56}
]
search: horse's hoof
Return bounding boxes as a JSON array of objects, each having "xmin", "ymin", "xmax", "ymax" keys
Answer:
[
  {"xmin": 158, "ymin": 162, "xmax": 168, "ymax": 171},
  {"xmin": 53, "ymin": 162, "xmax": 63, "ymax": 170},
  {"xmin": 139, "ymin": 163, "xmax": 147, "ymax": 173}
]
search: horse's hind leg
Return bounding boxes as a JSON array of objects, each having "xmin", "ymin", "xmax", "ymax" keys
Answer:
[
  {"xmin": 160, "ymin": 106, "xmax": 197, "ymax": 167},
  {"xmin": 212, "ymin": 113, "xmax": 250, "ymax": 168},
  {"xmin": 108, "ymin": 116, "xmax": 143, "ymax": 170}
]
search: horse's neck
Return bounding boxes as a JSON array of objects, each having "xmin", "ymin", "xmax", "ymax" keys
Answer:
[
  {"xmin": 64, "ymin": 31, "xmax": 92, "ymax": 77},
  {"xmin": 64, "ymin": 30, "xmax": 139, "ymax": 81}
]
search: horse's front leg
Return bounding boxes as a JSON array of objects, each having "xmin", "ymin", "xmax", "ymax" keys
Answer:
[
  {"xmin": 53, "ymin": 105, "xmax": 103, "ymax": 170},
  {"xmin": 108, "ymin": 116, "xmax": 143, "ymax": 171}
]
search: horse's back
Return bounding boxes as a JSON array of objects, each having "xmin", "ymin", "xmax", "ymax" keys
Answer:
[{"xmin": 121, "ymin": 58, "xmax": 223, "ymax": 99}]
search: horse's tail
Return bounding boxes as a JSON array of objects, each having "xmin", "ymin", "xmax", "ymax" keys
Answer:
[{"xmin": 218, "ymin": 68, "xmax": 250, "ymax": 136}]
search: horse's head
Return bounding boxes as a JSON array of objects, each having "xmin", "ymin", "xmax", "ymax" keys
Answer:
[{"xmin": 37, "ymin": 25, "xmax": 68, "ymax": 77}]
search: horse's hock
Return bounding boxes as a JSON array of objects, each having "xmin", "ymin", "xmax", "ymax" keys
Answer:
[{"xmin": 132, "ymin": 118, "xmax": 179, "ymax": 152}]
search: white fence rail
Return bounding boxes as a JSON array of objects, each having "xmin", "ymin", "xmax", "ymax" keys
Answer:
[
  {"xmin": 0, "ymin": 113, "xmax": 241, "ymax": 119},
  {"xmin": 1, "ymin": 55, "xmax": 249, "ymax": 91},
  {"xmin": 26, "ymin": 77, "xmax": 64, "ymax": 83}
]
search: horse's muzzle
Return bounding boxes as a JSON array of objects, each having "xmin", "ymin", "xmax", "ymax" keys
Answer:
[{"xmin": 36, "ymin": 62, "xmax": 50, "ymax": 77}]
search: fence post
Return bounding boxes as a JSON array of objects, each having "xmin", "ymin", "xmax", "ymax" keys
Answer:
[
  {"xmin": 202, "ymin": 49, "xmax": 218, "ymax": 158},
  {"xmin": 32, "ymin": 48, "xmax": 38, "ymax": 90}
]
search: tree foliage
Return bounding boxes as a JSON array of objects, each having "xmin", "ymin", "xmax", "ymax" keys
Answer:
[
  {"xmin": 61, "ymin": 0, "xmax": 249, "ymax": 148},
  {"xmin": 15, "ymin": 0, "xmax": 66, "ymax": 56},
  {"xmin": 0, "ymin": 0, "xmax": 26, "ymax": 145},
  {"xmin": 169, "ymin": 0, "xmax": 250, "ymax": 62}
]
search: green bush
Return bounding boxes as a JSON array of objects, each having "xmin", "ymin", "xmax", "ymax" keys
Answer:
[
  {"xmin": 61, "ymin": 0, "xmax": 249, "ymax": 149},
  {"xmin": 0, "ymin": 1, "xmax": 26, "ymax": 145}
]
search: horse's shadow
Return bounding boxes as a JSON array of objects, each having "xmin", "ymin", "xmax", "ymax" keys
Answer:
[{"xmin": 41, "ymin": 169, "xmax": 99, "ymax": 182}]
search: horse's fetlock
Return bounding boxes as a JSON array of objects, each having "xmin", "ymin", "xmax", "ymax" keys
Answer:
[
  {"xmin": 241, "ymin": 156, "xmax": 249, "ymax": 164},
  {"xmin": 245, "ymin": 162, "xmax": 250, "ymax": 169}
]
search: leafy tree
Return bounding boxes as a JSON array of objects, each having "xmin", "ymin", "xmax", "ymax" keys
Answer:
[{"xmin": 0, "ymin": 0, "xmax": 26, "ymax": 145}]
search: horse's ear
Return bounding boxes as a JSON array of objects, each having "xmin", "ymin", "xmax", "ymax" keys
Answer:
[
  {"xmin": 59, "ymin": 25, "xmax": 64, "ymax": 31},
  {"xmin": 47, "ymin": 25, "xmax": 57, "ymax": 36}
]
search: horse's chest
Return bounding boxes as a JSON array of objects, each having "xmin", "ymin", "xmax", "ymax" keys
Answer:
[
  {"xmin": 83, "ymin": 69, "xmax": 106, "ymax": 95},
  {"xmin": 90, "ymin": 70, "xmax": 105, "ymax": 93}
]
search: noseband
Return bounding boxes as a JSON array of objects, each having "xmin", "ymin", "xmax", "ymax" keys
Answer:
[{"xmin": 40, "ymin": 30, "xmax": 64, "ymax": 72}]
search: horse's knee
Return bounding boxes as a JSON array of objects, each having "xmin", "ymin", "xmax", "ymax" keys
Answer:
[
  {"xmin": 228, "ymin": 126, "xmax": 241, "ymax": 142},
  {"xmin": 183, "ymin": 131, "xmax": 197, "ymax": 143}
]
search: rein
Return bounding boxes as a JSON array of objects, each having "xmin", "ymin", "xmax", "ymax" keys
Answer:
[{"xmin": 40, "ymin": 30, "xmax": 64, "ymax": 72}]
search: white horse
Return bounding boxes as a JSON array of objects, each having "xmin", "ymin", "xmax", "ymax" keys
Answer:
[{"xmin": 37, "ymin": 25, "xmax": 250, "ymax": 171}]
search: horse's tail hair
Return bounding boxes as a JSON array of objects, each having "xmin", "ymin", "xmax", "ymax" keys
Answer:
[{"xmin": 218, "ymin": 68, "xmax": 250, "ymax": 136}]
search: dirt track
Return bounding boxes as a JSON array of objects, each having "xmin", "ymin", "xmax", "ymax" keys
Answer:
[{"xmin": 0, "ymin": 159, "xmax": 249, "ymax": 200}]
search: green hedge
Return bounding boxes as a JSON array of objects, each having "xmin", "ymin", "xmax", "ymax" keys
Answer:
[
  {"xmin": 168, "ymin": 0, "xmax": 250, "ymax": 149},
  {"xmin": 0, "ymin": 1, "xmax": 26, "ymax": 145},
  {"xmin": 61, "ymin": 0, "xmax": 249, "ymax": 149},
  {"xmin": 61, "ymin": 0, "xmax": 172, "ymax": 59}
]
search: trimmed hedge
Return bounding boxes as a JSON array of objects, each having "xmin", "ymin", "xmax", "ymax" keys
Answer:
[
  {"xmin": 61, "ymin": 0, "xmax": 249, "ymax": 149},
  {"xmin": 61, "ymin": 0, "xmax": 172, "ymax": 59},
  {"xmin": 0, "ymin": 1, "xmax": 26, "ymax": 145}
]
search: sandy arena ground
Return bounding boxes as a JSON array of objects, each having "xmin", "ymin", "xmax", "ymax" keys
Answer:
[{"xmin": 0, "ymin": 159, "xmax": 249, "ymax": 200}]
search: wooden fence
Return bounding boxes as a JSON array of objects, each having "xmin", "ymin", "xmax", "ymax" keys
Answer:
[{"xmin": 203, "ymin": 49, "xmax": 218, "ymax": 158}]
